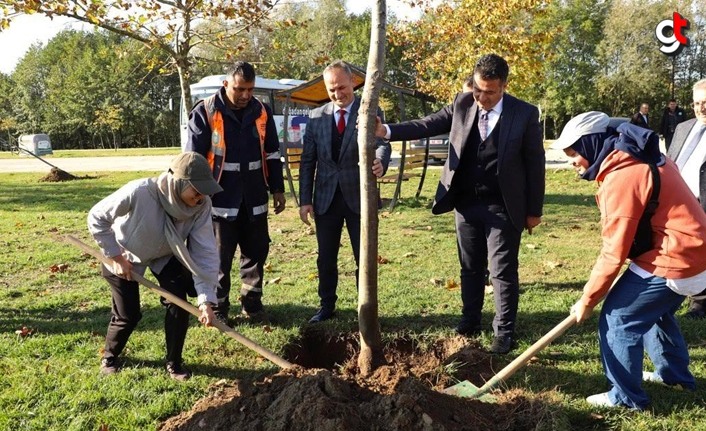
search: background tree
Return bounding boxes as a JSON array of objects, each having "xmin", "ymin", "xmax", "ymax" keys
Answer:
[
  {"xmin": 0, "ymin": 0, "xmax": 279, "ymax": 120},
  {"xmin": 595, "ymin": 0, "xmax": 681, "ymax": 118},
  {"xmin": 0, "ymin": 73, "xmax": 17, "ymax": 147},
  {"xmin": 671, "ymin": 1, "xmax": 706, "ymax": 108},
  {"xmin": 9, "ymin": 30, "xmax": 179, "ymax": 149},
  {"xmin": 389, "ymin": 0, "xmax": 554, "ymax": 104},
  {"xmin": 536, "ymin": 0, "xmax": 609, "ymax": 137}
]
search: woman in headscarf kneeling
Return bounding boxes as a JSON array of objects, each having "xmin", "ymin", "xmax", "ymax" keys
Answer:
[
  {"xmin": 88, "ymin": 152, "xmax": 222, "ymax": 380},
  {"xmin": 552, "ymin": 112, "xmax": 706, "ymax": 410}
]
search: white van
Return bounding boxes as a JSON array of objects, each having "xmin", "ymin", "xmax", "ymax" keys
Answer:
[{"xmin": 18, "ymin": 134, "xmax": 53, "ymax": 156}]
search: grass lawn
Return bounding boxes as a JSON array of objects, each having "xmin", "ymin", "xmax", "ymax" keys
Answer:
[
  {"xmin": 1, "ymin": 167, "xmax": 705, "ymax": 430},
  {"xmin": 0, "ymin": 147, "xmax": 181, "ymax": 159}
]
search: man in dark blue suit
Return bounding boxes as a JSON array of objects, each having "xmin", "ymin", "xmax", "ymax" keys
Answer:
[
  {"xmin": 376, "ymin": 54, "xmax": 545, "ymax": 353},
  {"xmin": 299, "ymin": 60, "xmax": 391, "ymax": 323}
]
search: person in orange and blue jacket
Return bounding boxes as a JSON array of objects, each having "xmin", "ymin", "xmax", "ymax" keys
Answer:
[{"xmin": 186, "ymin": 61, "xmax": 286, "ymax": 325}]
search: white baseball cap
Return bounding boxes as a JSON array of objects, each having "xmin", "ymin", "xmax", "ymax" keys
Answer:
[{"xmin": 550, "ymin": 111, "xmax": 610, "ymax": 150}]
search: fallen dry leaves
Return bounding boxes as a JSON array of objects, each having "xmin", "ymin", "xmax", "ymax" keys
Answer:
[
  {"xmin": 49, "ymin": 263, "xmax": 69, "ymax": 273},
  {"xmin": 544, "ymin": 261, "xmax": 562, "ymax": 269},
  {"xmin": 445, "ymin": 278, "xmax": 459, "ymax": 290},
  {"xmin": 15, "ymin": 326, "xmax": 35, "ymax": 338}
]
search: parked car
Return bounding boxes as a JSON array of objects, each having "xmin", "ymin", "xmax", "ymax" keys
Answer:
[{"xmin": 409, "ymin": 134, "xmax": 449, "ymax": 163}]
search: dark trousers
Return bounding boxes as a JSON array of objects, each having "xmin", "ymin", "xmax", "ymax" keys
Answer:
[
  {"xmin": 213, "ymin": 210, "xmax": 270, "ymax": 314},
  {"xmin": 315, "ymin": 189, "xmax": 361, "ymax": 309},
  {"xmin": 454, "ymin": 202, "xmax": 522, "ymax": 338},
  {"xmin": 102, "ymin": 257, "xmax": 191, "ymax": 364},
  {"xmin": 688, "ymin": 207, "xmax": 706, "ymax": 312}
]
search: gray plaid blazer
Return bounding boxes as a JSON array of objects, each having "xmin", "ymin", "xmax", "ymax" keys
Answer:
[{"xmin": 299, "ymin": 97, "xmax": 391, "ymax": 214}]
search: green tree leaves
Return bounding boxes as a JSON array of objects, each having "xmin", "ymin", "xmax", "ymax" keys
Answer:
[{"xmin": 8, "ymin": 30, "xmax": 179, "ymax": 149}]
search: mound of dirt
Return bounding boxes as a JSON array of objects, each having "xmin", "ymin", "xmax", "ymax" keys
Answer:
[
  {"xmin": 40, "ymin": 167, "xmax": 78, "ymax": 182},
  {"xmin": 160, "ymin": 334, "xmax": 553, "ymax": 431}
]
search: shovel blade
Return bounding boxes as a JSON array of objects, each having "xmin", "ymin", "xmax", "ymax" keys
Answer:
[{"xmin": 442, "ymin": 381, "xmax": 497, "ymax": 402}]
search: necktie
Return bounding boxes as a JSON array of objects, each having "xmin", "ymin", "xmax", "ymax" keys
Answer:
[
  {"xmin": 337, "ymin": 109, "xmax": 346, "ymax": 135},
  {"xmin": 479, "ymin": 109, "xmax": 490, "ymax": 141},
  {"xmin": 676, "ymin": 124, "xmax": 706, "ymax": 171}
]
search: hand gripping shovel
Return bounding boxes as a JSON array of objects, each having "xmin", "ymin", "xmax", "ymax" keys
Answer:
[
  {"xmin": 65, "ymin": 235, "xmax": 294, "ymax": 370},
  {"xmin": 443, "ymin": 314, "xmax": 576, "ymax": 400}
]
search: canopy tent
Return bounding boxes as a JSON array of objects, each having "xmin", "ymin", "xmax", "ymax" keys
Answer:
[{"xmin": 275, "ymin": 61, "xmax": 437, "ymax": 209}]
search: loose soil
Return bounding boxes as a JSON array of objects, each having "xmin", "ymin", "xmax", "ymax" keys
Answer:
[
  {"xmin": 160, "ymin": 329, "xmax": 554, "ymax": 431},
  {"xmin": 40, "ymin": 167, "xmax": 79, "ymax": 182}
]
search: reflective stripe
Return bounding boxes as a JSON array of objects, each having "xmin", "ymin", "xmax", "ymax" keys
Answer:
[
  {"xmin": 221, "ymin": 160, "xmax": 262, "ymax": 172},
  {"xmin": 252, "ymin": 204, "xmax": 268, "ymax": 216},
  {"xmin": 266, "ymin": 151, "xmax": 280, "ymax": 160},
  {"xmin": 211, "ymin": 144, "xmax": 225, "ymax": 156},
  {"xmin": 241, "ymin": 284, "xmax": 263, "ymax": 293},
  {"xmin": 212, "ymin": 207, "xmax": 239, "ymax": 218}
]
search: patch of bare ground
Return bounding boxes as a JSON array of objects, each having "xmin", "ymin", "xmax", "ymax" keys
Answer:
[{"xmin": 160, "ymin": 330, "xmax": 555, "ymax": 431}]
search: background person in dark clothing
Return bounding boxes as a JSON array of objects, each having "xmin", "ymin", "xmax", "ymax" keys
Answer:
[
  {"xmin": 186, "ymin": 61, "xmax": 286, "ymax": 324},
  {"xmin": 630, "ymin": 103, "xmax": 650, "ymax": 129},
  {"xmin": 660, "ymin": 99, "xmax": 687, "ymax": 150}
]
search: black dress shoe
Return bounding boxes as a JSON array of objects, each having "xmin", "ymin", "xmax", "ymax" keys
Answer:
[
  {"xmin": 489, "ymin": 335, "xmax": 515, "ymax": 354},
  {"xmin": 308, "ymin": 308, "xmax": 335, "ymax": 323},
  {"xmin": 455, "ymin": 319, "xmax": 482, "ymax": 337},
  {"xmin": 166, "ymin": 362, "xmax": 192, "ymax": 381}
]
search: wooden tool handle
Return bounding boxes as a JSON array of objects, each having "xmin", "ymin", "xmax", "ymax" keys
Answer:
[
  {"xmin": 64, "ymin": 235, "xmax": 294, "ymax": 369},
  {"xmin": 477, "ymin": 314, "xmax": 576, "ymax": 396}
]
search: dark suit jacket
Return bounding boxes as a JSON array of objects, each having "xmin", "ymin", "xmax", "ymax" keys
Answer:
[
  {"xmin": 388, "ymin": 92, "xmax": 545, "ymax": 231},
  {"xmin": 299, "ymin": 98, "xmax": 391, "ymax": 214},
  {"xmin": 667, "ymin": 118, "xmax": 706, "ymax": 212},
  {"xmin": 630, "ymin": 112, "xmax": 650, "ymax": 129}
]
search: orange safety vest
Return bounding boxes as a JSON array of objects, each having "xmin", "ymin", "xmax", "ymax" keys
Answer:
[{"xmin": 203, "ymin": 95, "xmax": 270, "ymax": 187}]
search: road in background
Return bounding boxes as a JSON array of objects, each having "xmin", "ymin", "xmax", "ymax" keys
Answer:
[
  {"xmin": 0, "ymin": 149, "xmax": 571, "ymax": 174},
  {"xmin": 0, "ymin": 155, "xmax": 176, "ymax": 173}
]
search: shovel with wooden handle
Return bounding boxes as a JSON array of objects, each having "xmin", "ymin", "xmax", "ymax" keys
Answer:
[
  {"xmin": 64, "ymin": 235, "xmax": 294, "ymax": 370},
  {"xmin": 443, "ymin": 314, "xmax": 576, "ymax": 400}
]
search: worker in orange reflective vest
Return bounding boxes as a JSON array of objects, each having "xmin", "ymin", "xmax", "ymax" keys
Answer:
[{"xmin": 186, "ymin": 61, "xmax": 286, "ymax": 324}]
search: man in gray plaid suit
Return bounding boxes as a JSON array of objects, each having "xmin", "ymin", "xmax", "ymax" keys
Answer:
[{"xmin": 299, "ymin": 60, "xmax": 391, "ymax": 323}]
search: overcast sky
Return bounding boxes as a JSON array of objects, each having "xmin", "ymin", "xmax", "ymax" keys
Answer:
[{"xmin": 0, "ymin": 1, "xmax": 421, "ymax": 75}]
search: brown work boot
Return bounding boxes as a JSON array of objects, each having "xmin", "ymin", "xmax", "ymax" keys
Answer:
[
  {"xmin": 100, "ymin": 357, "xmax": 120, "ymax": 375},
  {"xmin": 237, "ymin": 308, "xmax": 270, "ymax": 324}
]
